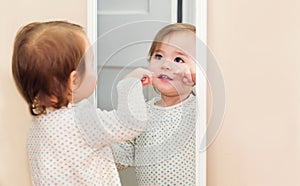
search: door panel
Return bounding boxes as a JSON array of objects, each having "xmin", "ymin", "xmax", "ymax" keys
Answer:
[{"xmin": 97, "ymin": 1, "xmax": 174, "ymax": 185}]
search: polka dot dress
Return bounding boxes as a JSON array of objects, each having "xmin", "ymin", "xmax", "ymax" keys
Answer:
[
  {"xmin": 27, "ymin": 78, "xmax": 147, "ymax": 186},
  {"xmin": 114, "ymin": 95, "xmax": 196, "ymax": 186}
]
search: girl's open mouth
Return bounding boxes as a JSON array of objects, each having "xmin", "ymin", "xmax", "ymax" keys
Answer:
[{"xmin": 158, "ymin": 74, "xmax": 173, "ymax": 81}]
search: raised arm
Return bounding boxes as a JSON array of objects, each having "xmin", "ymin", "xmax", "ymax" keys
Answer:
[{"xmin": 74, "ymin": 68, "xmax": 152, "ymax": 150}]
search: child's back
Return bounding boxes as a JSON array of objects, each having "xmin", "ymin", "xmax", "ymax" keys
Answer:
[{"xmin": 12, "ymin": 21, "xmax": 152, "ymax": 185}]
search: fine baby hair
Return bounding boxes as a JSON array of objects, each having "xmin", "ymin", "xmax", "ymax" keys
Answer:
[
  {"xmin": 148, "ymin": 23, "xmax": 195, "ymax": 60},
  {"xmin": 12, "ymin": 21, "xmax": 89, "ymax": 115}
]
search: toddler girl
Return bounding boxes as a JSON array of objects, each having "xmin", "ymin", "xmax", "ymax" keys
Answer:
[
  {"xmin": 113, "ymin": 23, "xmax": 196, "ymax": 185},
  {"xmin": 12, "ymin": 21, "xmax": 152, "ymax": 185}
]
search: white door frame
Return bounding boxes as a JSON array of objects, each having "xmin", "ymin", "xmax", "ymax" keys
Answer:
[
  {"xmin": 87, "ymin": 0, "xmax": 98, "ymax": 105},
  {"xmin": 195, "ymin": 0, "xmax": 207, "ymax": 185}
]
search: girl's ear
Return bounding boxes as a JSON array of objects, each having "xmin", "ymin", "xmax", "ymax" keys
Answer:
[
  {"xmin": 49, "ymin": 95, "xmax": 58, "ymax": 104},
  {"xmin": 68, "ymin": 70, "xmax": 79, "ymax": 103},
  {"xmin": 69, "ymin": 70, "xmax": 78, "ymax": 91}
]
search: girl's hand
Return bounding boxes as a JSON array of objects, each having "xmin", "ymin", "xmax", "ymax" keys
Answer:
[
  {"xmin": 190, "ymin": 66, "xmax": 196, "ymax": 85},
  {"xmin": 124, "ymin": 67, "xmax": 153, "ymax": 86},
  {"xmin": 173, "ymin": 66, "xmax": 196, "ymax": 86}
]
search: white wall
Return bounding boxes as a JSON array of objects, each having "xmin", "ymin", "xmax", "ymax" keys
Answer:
[
  {"xmin": 207, "ymin": 0, "xmax": 300, "ymax": 185},
  {"xmin": 0, "ymin": 1, "xmax": 87, "ymax": 185}
]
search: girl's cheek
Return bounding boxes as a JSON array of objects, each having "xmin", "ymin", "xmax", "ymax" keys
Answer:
[
  {"xmin": 148, "ymin": 63, "xmax": 158, "ymax": 72},
  {"xmin": 175, "ymin": 64, "xmax": 188, "ymax": 73}
]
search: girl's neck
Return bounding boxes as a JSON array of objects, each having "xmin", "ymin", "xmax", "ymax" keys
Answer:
[{"xmin": 156, "ymin": 93, "xmax": 190, "ymax": 107}]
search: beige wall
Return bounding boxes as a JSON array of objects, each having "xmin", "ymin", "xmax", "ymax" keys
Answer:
[
  {"xmin": 207, "ymin": 0, "xmax": 300, "ymax": 186},
  {"xmin": 0, "ymin": 1, "xmax": 86, "ymax": 185},
  {"xmin": 1, "ymin": 0, "xmax": 300, "ymax": 185}
]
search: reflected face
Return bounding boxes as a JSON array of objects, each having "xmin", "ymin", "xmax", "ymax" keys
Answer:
[
  {"xmin": 72, "ymin": 35, "xmax": 98, "ymax": 103},
  {"xmin": 149, "ymin": 31, "xmax": 195, "ymax": 97}
]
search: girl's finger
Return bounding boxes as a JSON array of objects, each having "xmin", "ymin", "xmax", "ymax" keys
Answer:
[
  {"xmin": 141, "ymin": 74, "xmax": 152, "ymax": 86},
  {"xmin": 190, "ymin": 67, "xmax": 196, "ymax": 85},
  {"xmin": 183, "ymin": 68, "xmax": 194, "ymax": 86}
]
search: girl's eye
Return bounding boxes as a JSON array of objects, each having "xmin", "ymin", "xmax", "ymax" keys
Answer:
[
  {"xmin": 174, "ymin": 57, "xmax": 184, "ymax": 63},
  {"xmin": 154, "ymin": 54, "xmax": 163, "ymax": 60}
]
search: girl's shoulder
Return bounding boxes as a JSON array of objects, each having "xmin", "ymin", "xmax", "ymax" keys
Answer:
[{"xmin": 32, "ymin": 106, "xmax": 73, "ymax": 123}]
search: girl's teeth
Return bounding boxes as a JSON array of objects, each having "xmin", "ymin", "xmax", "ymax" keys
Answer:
[{"xmin": 159, "ymin": 75, "xmax": 172, "ymax": 80}]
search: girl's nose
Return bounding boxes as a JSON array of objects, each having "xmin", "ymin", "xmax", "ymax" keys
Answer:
[{"xmin": 161, "ymin": 60, "xmax": 172, "ymax": 70}]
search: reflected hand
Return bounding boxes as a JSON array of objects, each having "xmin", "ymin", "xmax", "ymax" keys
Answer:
[
  {"xmin": 124, "ymin": 67, "xmax": 153, "ymax": 86},
  {"xmin": 173, "ymin": 67, "xmax": 196, "ymax": 86}
]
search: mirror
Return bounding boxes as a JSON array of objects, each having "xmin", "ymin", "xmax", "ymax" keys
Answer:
[{"xmin": 88, "ymin": 0, "xmax": 206, "ymax": 185}]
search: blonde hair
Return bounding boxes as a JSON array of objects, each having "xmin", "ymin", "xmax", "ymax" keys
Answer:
[{"xmin": 148, "ymin": 23, "xmax": 196, "ymax": 59}]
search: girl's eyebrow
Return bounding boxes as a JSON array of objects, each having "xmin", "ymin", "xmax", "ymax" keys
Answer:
[
  {"xmin": 154, "ymin": 48, "xmax": 189, "ymax": 57},
  {"xmin": 154, "ymin": 49, "xmax": 164, "ymax": 53},
  {"xmin": 174, "ymin": 50, "xmax": 188, "ymax": 57}
]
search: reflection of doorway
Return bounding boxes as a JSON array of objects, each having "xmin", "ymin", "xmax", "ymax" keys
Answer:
[
  {"xmin": 97, "ymin": 2, "xmax": 177, "ymax": 185},
  {"xmin": 96, "ymin": 0, "xmax": 200, "ymax": 111},
  {"xmin": 97, "ymin": 0, "xmax": 177, "ymax": 111},
  {"xmin": 88, "ymin": 0, "xmax": 205, "ymax": 185}
]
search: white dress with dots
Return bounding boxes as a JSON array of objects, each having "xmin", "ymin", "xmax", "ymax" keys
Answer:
[
  {"xmin": 27, "ymin": 78, "xmax": 147, "ymax": 186},
  {"xmin": 113, "ymin": 95, "xmax": 196, "ymax": 186}
]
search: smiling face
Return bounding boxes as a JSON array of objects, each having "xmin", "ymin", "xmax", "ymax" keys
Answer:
[{"xmin": 149, "ymin": 30, "xmax": 195, "ymax": 100}]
